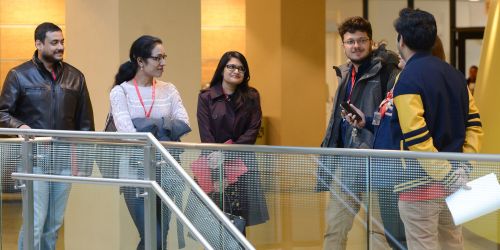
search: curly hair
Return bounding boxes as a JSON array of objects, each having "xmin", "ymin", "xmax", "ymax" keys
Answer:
[{"xmin": 338, "ymin": 16, "xmax": 372, "ymax": 40}]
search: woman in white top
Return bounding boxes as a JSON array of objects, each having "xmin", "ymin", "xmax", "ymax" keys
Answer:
[{"xmin": 110, "ymin": 35, "xmax": 189, "ymax": 250}]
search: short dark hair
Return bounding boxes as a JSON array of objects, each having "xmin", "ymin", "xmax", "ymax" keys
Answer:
[
  {"xmin": 338, "ymin": 16, "xmax": 372, "ymax": 40},
  {"xmin": 470, "ymin": 65, "xmax": 478, "ymax": 70},
  {"xmin": 34, "ymin": 22, "xmax": 62, "ymax": 42},
  {"xmin": 394, "ymin": 8, "xmax": 437, "ymax": 52}
]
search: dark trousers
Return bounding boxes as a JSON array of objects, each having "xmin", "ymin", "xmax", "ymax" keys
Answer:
[{"xmin": 123, "ymin": 187, "xmax": 170, "ymax": 250}]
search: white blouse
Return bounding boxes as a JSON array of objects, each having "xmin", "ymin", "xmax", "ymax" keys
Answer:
[{"xmin": 109, "ymin": 80, "xmax": 190, "ymax": 133}]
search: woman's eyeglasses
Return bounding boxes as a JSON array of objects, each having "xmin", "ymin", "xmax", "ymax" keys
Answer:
[
  {"xmin": 225, "ymin": 64, "xmax": 246, "ymax": 73},
  {"xmin": 149, "ymin": 54, "xmax": 167, "ymax": 62}
]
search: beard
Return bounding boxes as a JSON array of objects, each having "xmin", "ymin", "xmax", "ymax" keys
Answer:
[
  {"xmin": 350, "ymin": 55, "xmax": 370, "ymax": 65},
  {"xmin": 41, "ymin": 50, "xmax": 64, "ymax": 63},
  {"xmin": 348, "ymin": 48, "xmax": 371, "ymax": 65}
]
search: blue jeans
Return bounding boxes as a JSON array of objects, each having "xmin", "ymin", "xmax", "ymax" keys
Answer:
[
  {"xmin": 123, "ymin": 187, "xmax": 170, "ymax": 250},
  {"xmin": 18, "ymin": 169, "xmax": 71, "ymax": 250}
]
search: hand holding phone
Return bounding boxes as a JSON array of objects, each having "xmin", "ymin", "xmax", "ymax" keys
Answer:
[{"xmin": 340, "ymin": 102, "xmax": 362, "ymax": 122}]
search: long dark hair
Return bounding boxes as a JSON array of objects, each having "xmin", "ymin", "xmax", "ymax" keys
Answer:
[
  {"xmin": 113, "ymin": 35, "xmax": 162, "ymax": 86},
  {"xmin": 209, "ymin": 51, "xmax": 257, "ymax": 109}
]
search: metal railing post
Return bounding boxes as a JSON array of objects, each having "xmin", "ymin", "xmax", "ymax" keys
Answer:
[
  {"xmin": 143, "ymin": 142, "xmax": 157, "ymax": 250},
  {"xmin": 21, "ymin": 137, "xmax": 34, "ymax": 250},
  {"xmin": 366, "ymin": 157, "xmax": 371, "ymax": 250}
]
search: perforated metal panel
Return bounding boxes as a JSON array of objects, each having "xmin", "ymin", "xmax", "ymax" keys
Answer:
[{"xmin": 0, "ymin": 142, "xmax": 22, "ymax": 193}]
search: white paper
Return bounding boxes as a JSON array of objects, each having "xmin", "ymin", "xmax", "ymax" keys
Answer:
[{"xmin": 445, "ymin": 173, "xmax": 500, "ymax": 225}]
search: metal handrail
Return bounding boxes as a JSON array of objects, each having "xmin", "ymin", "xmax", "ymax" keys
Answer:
[
  {"xmin": 11, "ymin": 173, "xmax": 214, "ymax": 250},
  {"xmin": 160, "ymin": 141, "xmax": 500, "ymax": 162},
  {"xmin": 2, "ymin": 128, "xmax": 495, "ymax": 162},
  {"xmin": 0, "ymin": 128, "xmax": 255, "ymax": 250},
  {"xmin": 145, "ymin": 133, "xmax": 255, "ymax": 249}
]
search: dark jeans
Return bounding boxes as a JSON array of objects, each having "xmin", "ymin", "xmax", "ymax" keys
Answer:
[{"xmin": 122, "ymin": 187, "xmax": 170, "ymax": 250}]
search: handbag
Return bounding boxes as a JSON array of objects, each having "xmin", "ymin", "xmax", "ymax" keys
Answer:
[
  {"xmin": 104, "ymin": 112, "xmax": 117, "ymax": 132},
  {"xmin": 223, "ymin": 190, "xmax": 246, "ymax": 233},
  {"xmin": 104, "ymin": 85, "xmax": 126, "ymax": 132},
  {"xmin": 224, "ymin": 212, "xmax": 246, "ymax": 233}
]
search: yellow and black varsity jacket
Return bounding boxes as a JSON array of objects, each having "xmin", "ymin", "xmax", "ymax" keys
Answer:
[{"xmin": 390, "ymin": 52, "xmax": 483, "ymax": 192}]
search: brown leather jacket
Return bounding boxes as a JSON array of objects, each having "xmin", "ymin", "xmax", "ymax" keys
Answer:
[{"xmin": 0, "ymin": 51, "xmax": 94, "ymax": 131}]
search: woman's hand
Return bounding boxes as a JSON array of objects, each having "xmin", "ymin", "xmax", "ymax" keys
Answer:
[
  {"xmin": 342, "ymin": 104, "xmax": 366, "ymax": 129},
  {"xmin": 207, "ymin": 151, "xmax": 223, "ymax": 169}
]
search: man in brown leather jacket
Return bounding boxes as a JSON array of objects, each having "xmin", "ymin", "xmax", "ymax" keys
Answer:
[{"xmin": 0, "ymin": 22, "xmax": 94, "ymax": 250}]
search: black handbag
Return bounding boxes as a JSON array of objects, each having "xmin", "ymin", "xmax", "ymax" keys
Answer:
[
  {"xmin": 224, "ymin": 212, "xmax": 246, "ymax": 233},
  {"xmin": 223, "ymin": 191, "xmax": 246, "ymax": 233},
  {"xmin": 104, "ymin": 112, "xmax": 117, "ymax": 132},
  {"xmin": 104, "ymin": 85, "xmax": 126, "ymax": 132}
]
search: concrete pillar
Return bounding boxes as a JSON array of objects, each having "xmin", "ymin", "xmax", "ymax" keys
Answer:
[
  {"xmin": 247, "ymin": 0, "xmax": 326, "ymax": 147},
  {"xmin": 469, "ymin": 0, "xmax": 500, "ymax": 244},
  {"xmin": 64, "ymin": 1, "xmax": 201, "ymax": 249}
]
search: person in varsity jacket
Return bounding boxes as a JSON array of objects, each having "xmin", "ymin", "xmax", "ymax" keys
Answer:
[
  {"xmin": 391, "ymin": 8, "xmax": 482, "ymax": 250},
  {"xmin": 344, "ymin": 8, "xmax": 483, "ymax": 250}
]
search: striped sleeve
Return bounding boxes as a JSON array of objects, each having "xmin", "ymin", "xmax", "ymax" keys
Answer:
[
  {"xmin": 393, "ymin": 94, "xmax": 437, "ymax": 152},
  {"xmin": 463, "ymin": 89, "xmax": 483, "ymax": 153},
  {"xmin": 394, "ymin": 93, "xmax": 451, "ymax": 180}
]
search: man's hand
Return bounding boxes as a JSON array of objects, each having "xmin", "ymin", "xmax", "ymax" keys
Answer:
[
  {"xmin": 17, "ymin": 124, "xmax": 32, "ymax": 138},
  {"xmin": 447, "ymin": 164, "xmax": 472, "ymax": 193},
  {"xmin": 18, "ymin": 124, "xmax": 31, "ymax": 129},
  {"xmin": 342, "ymin": 104, "xmax": 366, "ymax": 129}
]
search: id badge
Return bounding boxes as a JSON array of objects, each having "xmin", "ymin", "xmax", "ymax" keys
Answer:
[{"xmin": 372, "ymin": 112, "xmax": 381, "ymax": 126}]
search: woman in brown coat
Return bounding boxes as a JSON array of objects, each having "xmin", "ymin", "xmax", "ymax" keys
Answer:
[{"xmin": 196, "ymin": 51, "xmax": 269, "ymax": 234}]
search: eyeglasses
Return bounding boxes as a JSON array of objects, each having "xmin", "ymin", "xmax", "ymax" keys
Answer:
[
  {"xmin": 343, "ymin": 38, "xmax": 370, "ymax": 46},
  {"xmin": 149, "ymin": 54, "xmax": 167, "ymax": 62},
  {"xmin": 225, "ymin": 64, "xmax": 246, "ymax": 73}
]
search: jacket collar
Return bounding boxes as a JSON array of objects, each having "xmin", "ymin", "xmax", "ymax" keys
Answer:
[
  {"xmin": 32, "ymin": 50, "xmax": 63, "ymax": 79},
  {"xmin": 343, "ymin": 53, "xmax": 383, "ymax": 83},
  {"xmin": 208, "ymin": 84, "xmax": 226, "ymax": 100},
  {"xmin": 405, "ymin": 51, "xmax": 432, "ymax": 66}
]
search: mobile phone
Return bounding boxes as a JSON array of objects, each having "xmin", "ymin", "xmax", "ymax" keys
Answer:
[{"xmin": 340, "ymin": 102, "xmax": 362, "ymax": 122}]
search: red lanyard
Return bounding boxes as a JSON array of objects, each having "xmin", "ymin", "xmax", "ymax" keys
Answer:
[
  {"xmin": 378, "ymin": 73, "xmax": 400, "ymax": 118},
  {"xmin": 51, "ymin": 69, "xmax": 56, "ymax": 81},
  {"xmin": 133, "ymin": 78, "xmax": 156, "ymax": 118},
  {"xmin": 378, "ymin": 91, "xmax": 393, "ymax": 118},
  {"xmin": 347, "ymin": 67, "xmax": 357, "ymax": 103}
]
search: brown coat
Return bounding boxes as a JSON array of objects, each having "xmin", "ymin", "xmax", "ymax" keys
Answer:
[{"xmin": 197, "ymin": 84, "xmax": 261, "ymax": 144}]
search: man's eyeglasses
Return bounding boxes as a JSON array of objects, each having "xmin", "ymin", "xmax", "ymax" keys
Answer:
[
  {"xmin": 225, "ymin": 64, "xmax": 246, "ymax": 73},
  {"xmin": 343, "ymin": 38, "xmax": 370, "ymax": 46},
  {"xmin": 149, "ymin": 54, "xmax": 167, "ymax": 62}
]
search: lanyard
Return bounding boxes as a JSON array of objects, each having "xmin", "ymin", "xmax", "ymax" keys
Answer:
[
  {"xmin": 347, "ymin": 67, "xmax": 357, "ymax": 103},
  {"xmin": 378, "ymin": 91, "xmax": 393, "ymax": 118},
  {"xmin": 378, "ymin": 73, "xmax": 400, "ymax": 118},
  {"xmin": 133, "ymin": 78, "xmax": 156, "ymax": 118}
]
